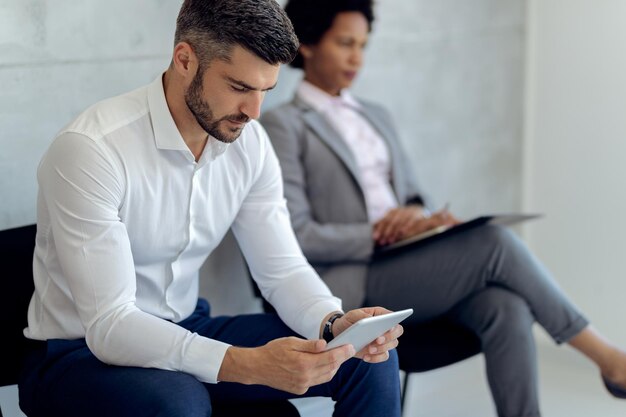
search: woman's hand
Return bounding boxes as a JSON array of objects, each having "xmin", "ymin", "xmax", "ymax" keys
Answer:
[{"xmin": 373, "ymin": 205, "xmax": 459, "ymax": 246}]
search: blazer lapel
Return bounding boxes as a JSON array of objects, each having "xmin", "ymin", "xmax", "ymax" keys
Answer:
[{"xmin": 294, "ymin": 97, "xmax": 364, "ymax": 188}]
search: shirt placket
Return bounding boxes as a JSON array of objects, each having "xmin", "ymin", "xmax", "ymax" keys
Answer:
[{"xmin": 166, "ymin": 161, "xmax": 202, "ymax": 319}]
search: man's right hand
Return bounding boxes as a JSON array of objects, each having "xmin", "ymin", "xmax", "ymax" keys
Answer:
[{"xmin": 217, "ymin": 337, "xmax": 355, "ymax": 394}]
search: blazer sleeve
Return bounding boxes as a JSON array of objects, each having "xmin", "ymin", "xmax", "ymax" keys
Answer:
[{"xmin": 260, "ymin": 108, "xmax": 375, "ymax": 264}]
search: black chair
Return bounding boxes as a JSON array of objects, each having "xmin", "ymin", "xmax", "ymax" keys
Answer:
[
  {"xmin": 247, "ymin": 263, "xmax": 482, "ymax": 410},
  {"xmin": 0, "ymin": 224, "xmax": 300, "ymax": 417},
  {"xmin": 0, "ymin": 224, "xmax": 36, "ymax": 417}
]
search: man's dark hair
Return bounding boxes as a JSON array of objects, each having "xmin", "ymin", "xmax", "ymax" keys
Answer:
[
  {"xmin": 174, "ymin": 0, "xmax": 299, "ymax": 67},
  {"xmin": 284, "ymin": 0, "xmax": 375, "ymax": 69}
]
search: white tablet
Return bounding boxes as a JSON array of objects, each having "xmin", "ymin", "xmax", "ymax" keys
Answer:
[{"xmin": 325, "ymin": 309, "xmax": 413, "ymax": 352}]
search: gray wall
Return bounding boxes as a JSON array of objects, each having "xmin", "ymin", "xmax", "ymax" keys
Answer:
[
  {"xmin": 1, "ymin": 0, "xmax": 526, "ymax": 318},
  {"xmin": 0, "ymin": 0, "xmax": 180, "ymax": 229}
]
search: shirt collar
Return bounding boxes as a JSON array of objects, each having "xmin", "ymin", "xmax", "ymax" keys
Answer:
[
  {"xmin": 296, "ymin": 80, "xmax": 361, "ymax": 113},
  {"xmin": 147, "ymin": 74, "xmax": 229, "ymax": 162}
]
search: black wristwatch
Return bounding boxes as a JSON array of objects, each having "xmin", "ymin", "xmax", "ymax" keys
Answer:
[{"xmin": 322, "ymin": 312, "xmax": 344, "ymax": 342}]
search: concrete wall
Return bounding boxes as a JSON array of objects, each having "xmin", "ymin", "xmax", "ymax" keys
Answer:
[
  {"xmin": 0, "ymin": 0, "xmax": 179, "ymax": 229},
  {"xmin": 525, "ymin": 0, "xmax": 626, "ymax": 346}
]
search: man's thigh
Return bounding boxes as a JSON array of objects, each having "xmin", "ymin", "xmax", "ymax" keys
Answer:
[
  {"xmin": 179, "ymin": 305, "xmax": 335, "ymax": 402},
  {"xmin": 179, "ymin": 301, "xmax": 301, "ymax": 347},
  {"xmin": 20, "ymin": 310, "xmax": 302, "ymax": 416},
  {"xmin": 20, "ymin": 339, "xmax": 211, "ymax": 417}
]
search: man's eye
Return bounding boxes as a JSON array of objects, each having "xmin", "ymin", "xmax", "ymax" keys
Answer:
[{"xmin": 231, "ymin": 85, "xmax": 248, "ymax": 92}]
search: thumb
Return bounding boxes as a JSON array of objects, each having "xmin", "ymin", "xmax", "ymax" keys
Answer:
[{"xmin": 294, "ymin": 338, "xmax": 327, "ymax": 354}]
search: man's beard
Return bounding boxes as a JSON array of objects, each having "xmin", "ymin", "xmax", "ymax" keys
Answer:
[{"xmin": 184, "ymin": 70, "xmax": 249, "ymax": 144}]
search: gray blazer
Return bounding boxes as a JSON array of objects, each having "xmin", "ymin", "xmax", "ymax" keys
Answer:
[{"xmin": 260, "ymin": 95, "xmax": 425, "ymax": 310}]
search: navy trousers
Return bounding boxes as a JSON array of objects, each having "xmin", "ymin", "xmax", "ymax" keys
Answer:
[{"xmin": 18, "ymin": 300, "xmax": 401, "ymax": 417}]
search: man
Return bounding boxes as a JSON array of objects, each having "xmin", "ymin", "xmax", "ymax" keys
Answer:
[{"xmin": 18, "ymin": 1, "xmax": 403, "ymax": 416}]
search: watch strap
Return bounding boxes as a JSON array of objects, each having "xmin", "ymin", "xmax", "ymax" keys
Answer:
[{"xmin": 322, "ymin": 312, "xmax": 344, "ymax": 342}]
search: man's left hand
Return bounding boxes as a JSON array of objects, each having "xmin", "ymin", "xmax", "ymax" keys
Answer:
[{"xmin": 330, "ymin": 307, "xmax": 404, "ymax": 363}]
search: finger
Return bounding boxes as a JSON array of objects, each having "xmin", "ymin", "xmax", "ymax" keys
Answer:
[
  {"xmin": 305, "ymin": 363, "xmax": 343, "ymax": 387},
  {"xmin": 355, "ymin": 323, "xmax": 403, "ymax": 356},
  {"xmin": 366, "ymin": 337, "xmax": 399, "ymax": 356},
  {"xmin": 316, "ymin": 344, "xmax": 355, "ymax": 365},
  {"xmin": 357, "ymin": 306, "xmax": 392, "ymax": 317},
  {"xmin": 388, "ymin": 214, "xmax": 413, "ymax": 242},
  {"xmin": 372, "ymin": 219, "xmax": 385, "ymax": 240},
  {"xmin": 373, "ymin": 214, "xmax": 396, "ymax": 241},
  {"xmin": 297, "ymin": 348, "xmax": 355, "ymax": 389},
  {"xmin": 292, "ymin": 338, "xmax": 327, "ymax": 354},
  {"xmin": 379, "ymin": 324, "xmax": 404, "ymax": 342},
  {"xmin": 399, "ymin": 217, "xmax": 432, "ymax": 240},
  {"xmin": 394, "ymin": 217, "xmax": 421, "ymax": 241},
  {"xmin": 362, "ymin": 350, "xmax": 390, "ymax": 363},
  {"xmin": 379, "ymin": 214, "xmax": 404, "ymax": 243},
  {"xmin": 312, "ymin": 345, "xmax": 355, "ymax": 371}
]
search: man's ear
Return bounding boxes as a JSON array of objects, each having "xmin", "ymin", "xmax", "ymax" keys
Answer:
[{"xmin": 172, "ymin": 42, "xmax": 198, "ymax": 78}]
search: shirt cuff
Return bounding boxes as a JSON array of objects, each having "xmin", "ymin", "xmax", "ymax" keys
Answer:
[
  {"xmin": 180, "ymin": 334, "xmax": 231, "ymax": 383},
  {"xmin": 302, "ymin": 299, "xmax": 343, "ymax": 341}
]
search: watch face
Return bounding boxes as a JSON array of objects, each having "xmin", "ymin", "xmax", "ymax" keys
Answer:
[{"xmin": 323, "ymin": 321, "xmax": 334, "ymax": 342}]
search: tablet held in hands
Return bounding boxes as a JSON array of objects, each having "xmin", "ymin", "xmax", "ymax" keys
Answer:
[{"xmin": 325, "ymin": 309, "xmax": 413, "ymax": 352}]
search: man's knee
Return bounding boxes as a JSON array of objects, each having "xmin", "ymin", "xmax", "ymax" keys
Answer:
[
  {"xmin": 343, "ymin": 348, "xmax": 400, "ymax": 384},
  {"xmin": 146, "ymin": 372, "xmax": 211, "ymax": 417}
]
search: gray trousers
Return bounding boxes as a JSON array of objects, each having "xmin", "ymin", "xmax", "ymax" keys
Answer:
[{"xmin": 366, "ymin": 225, "xmax": 588, "ymax": 417}]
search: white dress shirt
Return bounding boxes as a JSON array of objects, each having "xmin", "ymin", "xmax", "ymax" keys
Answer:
[
  {"xmin": 25, "ymin": 75, "xmax": 342, "ymax": 384},
  {"xmin": 297, "ymin": 81, "xmax": 399, "ymax": 223}
]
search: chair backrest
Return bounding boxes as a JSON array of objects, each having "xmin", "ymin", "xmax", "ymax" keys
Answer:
[{"xmin": 0, "ymin": 224, "xmax": 36, "ymax": 387}]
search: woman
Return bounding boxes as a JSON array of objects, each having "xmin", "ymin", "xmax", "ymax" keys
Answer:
[{"xmin": 260, "ymin": 0, "xmax": 626, "ymax": 416}]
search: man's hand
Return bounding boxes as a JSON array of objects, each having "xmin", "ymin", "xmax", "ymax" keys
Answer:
[
  {"xmin": 331, "ymin": 307, "xmax": 405, "ymax": 363},
  {"xmin": 217, "ymin": 337, "xmax": 355, "ymax": 395},
  {"xmin": 373, "ymin": 205, "xmax": 459, "ymax": 246}
]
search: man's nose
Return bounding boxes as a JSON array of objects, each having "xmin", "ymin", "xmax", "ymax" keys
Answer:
[{"xmin": 241, "ymin": 91, "xmax": 264, "ymax": 120}]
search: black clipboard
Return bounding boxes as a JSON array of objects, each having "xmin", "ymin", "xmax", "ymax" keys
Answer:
[{"xmin": 374, "ymin": 213, "xmax": 543, "ymax": 257}]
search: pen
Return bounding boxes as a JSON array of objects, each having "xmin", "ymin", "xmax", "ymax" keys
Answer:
[{"xmin": 440, "ymin": 202, "xmax": 450, "ymax": 219}]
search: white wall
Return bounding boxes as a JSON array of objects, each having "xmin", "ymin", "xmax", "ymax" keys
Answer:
[{"xmin": 525, "ymin": 0, "xmax": 626, "ymax": 346}]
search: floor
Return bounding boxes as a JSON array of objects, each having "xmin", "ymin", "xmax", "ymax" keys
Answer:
[
  {"xmin": 2, "ymin": 335, "xmax": 624, "ymax": 416},
  {"xmin": 291, "ymin": 333, "xmax": 626, "ymax": 417}
]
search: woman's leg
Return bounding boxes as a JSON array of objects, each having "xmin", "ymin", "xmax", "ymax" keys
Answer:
[
  {"xmin": 568, "ymin": 326, "xmax": 626, "ymax": 391},
  {"xmin": 367, "ymin": 224, "xmax": 626, "ymax": 395},
  {"xmin": 447, "ymin": 287, "xmax": 540, "ymax": 417},
  {"xmin": 367, "ymin": 225, "xmax": 587, "ymax": 340}
]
